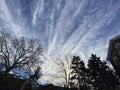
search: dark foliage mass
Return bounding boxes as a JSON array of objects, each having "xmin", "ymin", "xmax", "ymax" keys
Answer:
[
  {"xmin": 57, "ymin": 54, "xmax": 120, "ymax": 90},
  {"xmin": 0, "ymin": 73, "xmax": 25, "ymax": 90},
  {"xmin": 70, "ymin": 56, "xmax": 87, "ymax": 89},
  {"xmin": 0, "ymin": 31, "xmax": 120, "ymax": 90},
  {"xmin": 87, "ymin": 54, "xmax": 119, "ymax": 90}
]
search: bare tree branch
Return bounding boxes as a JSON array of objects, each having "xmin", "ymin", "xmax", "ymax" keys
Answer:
[
  {"xmin": 0, "ymin": 31, "xmax": 43, "ymax": 79},
  {"xmin": 55, "ymin": 55, "xmax": 72, "ymax": 88}
]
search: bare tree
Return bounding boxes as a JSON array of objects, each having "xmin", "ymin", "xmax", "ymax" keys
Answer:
[
  {"xmin": 0, "ymin": 31, "xmax": 43, "ymax": 79},
  {"xmin": 55, "ymin": 56, "xmax": 72, "ymax": 89}
]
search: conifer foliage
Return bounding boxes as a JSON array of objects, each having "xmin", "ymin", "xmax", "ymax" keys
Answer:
[
  {"xmin": 70, "ymin": 56, "xmax": 88, "ymax": 90},
  {"xmin": 87, "ymin": 54, "xmax": 119, "ymax": 90}
]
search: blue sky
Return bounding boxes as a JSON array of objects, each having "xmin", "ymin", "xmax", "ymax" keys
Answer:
[{"xmin": 0, "ymin": 0, "xmax": 120, "ymax": 84}]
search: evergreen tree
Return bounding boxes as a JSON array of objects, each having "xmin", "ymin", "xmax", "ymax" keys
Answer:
[
  {"xmin": 87, "ymin": 54, "xmax": 119, "ymax": 90},
  {"xmin": 70, "ymin": 56, "xmax": 88, "ymax": 90}
]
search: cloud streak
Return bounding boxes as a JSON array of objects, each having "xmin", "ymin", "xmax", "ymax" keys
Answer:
[{"xmin": 0, "ymin": 0, "xmax": 120, "ymax": 84}]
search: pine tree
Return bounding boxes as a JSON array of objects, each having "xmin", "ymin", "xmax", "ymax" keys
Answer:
[
  {"xmin": 87, "ymin": 54, "xmax": 119, "ymax": 90},
  {"xmin": 70, "ymin": 56, "xmax": 87, "ymax": 90}
]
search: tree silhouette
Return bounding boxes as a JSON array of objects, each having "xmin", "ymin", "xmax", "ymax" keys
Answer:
[
  {"xmin": 0, "ymin": 31, "xmax": 43, "ymax": 80},
  {"xmin": 87, "ymin": 54, "xmax": 119, "ymax": 90},
  {"xmin": 70, "ymin": 56, "xmax": 87, "ymax": 90},
  {"xmin": 24, "ymin": 67, "xmax": 42, "ymax": 90}
]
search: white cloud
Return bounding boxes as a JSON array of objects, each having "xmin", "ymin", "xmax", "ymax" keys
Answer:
[
  {"xmin": 32, "ymin": 0, "xmax": 44, "ymax": 26},
  {"xmin": 0, "ymin": 0, "xmax": 26, "ymax": 36},
  {"xmin": 1, "ymin": 0, "xmax": 120, "ymax": 84}
]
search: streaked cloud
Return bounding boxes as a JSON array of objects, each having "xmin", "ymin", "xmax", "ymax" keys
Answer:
[{"xmin": 0, "ymin": 0, "xmax": 120, "ymax": 84}]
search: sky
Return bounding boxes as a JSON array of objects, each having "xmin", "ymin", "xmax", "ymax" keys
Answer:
[{"xmin": 0, "ymin": 0, "xmax": 120, "ymax": 84}]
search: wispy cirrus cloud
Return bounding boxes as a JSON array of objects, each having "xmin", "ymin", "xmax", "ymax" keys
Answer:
[
  {"xmin": 1, "ymin": 0, "xmax": 120, "ymax": 84},
  {"xmin": 0, "ymin": 0, "xmax": 28, "ymax": 37}
]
